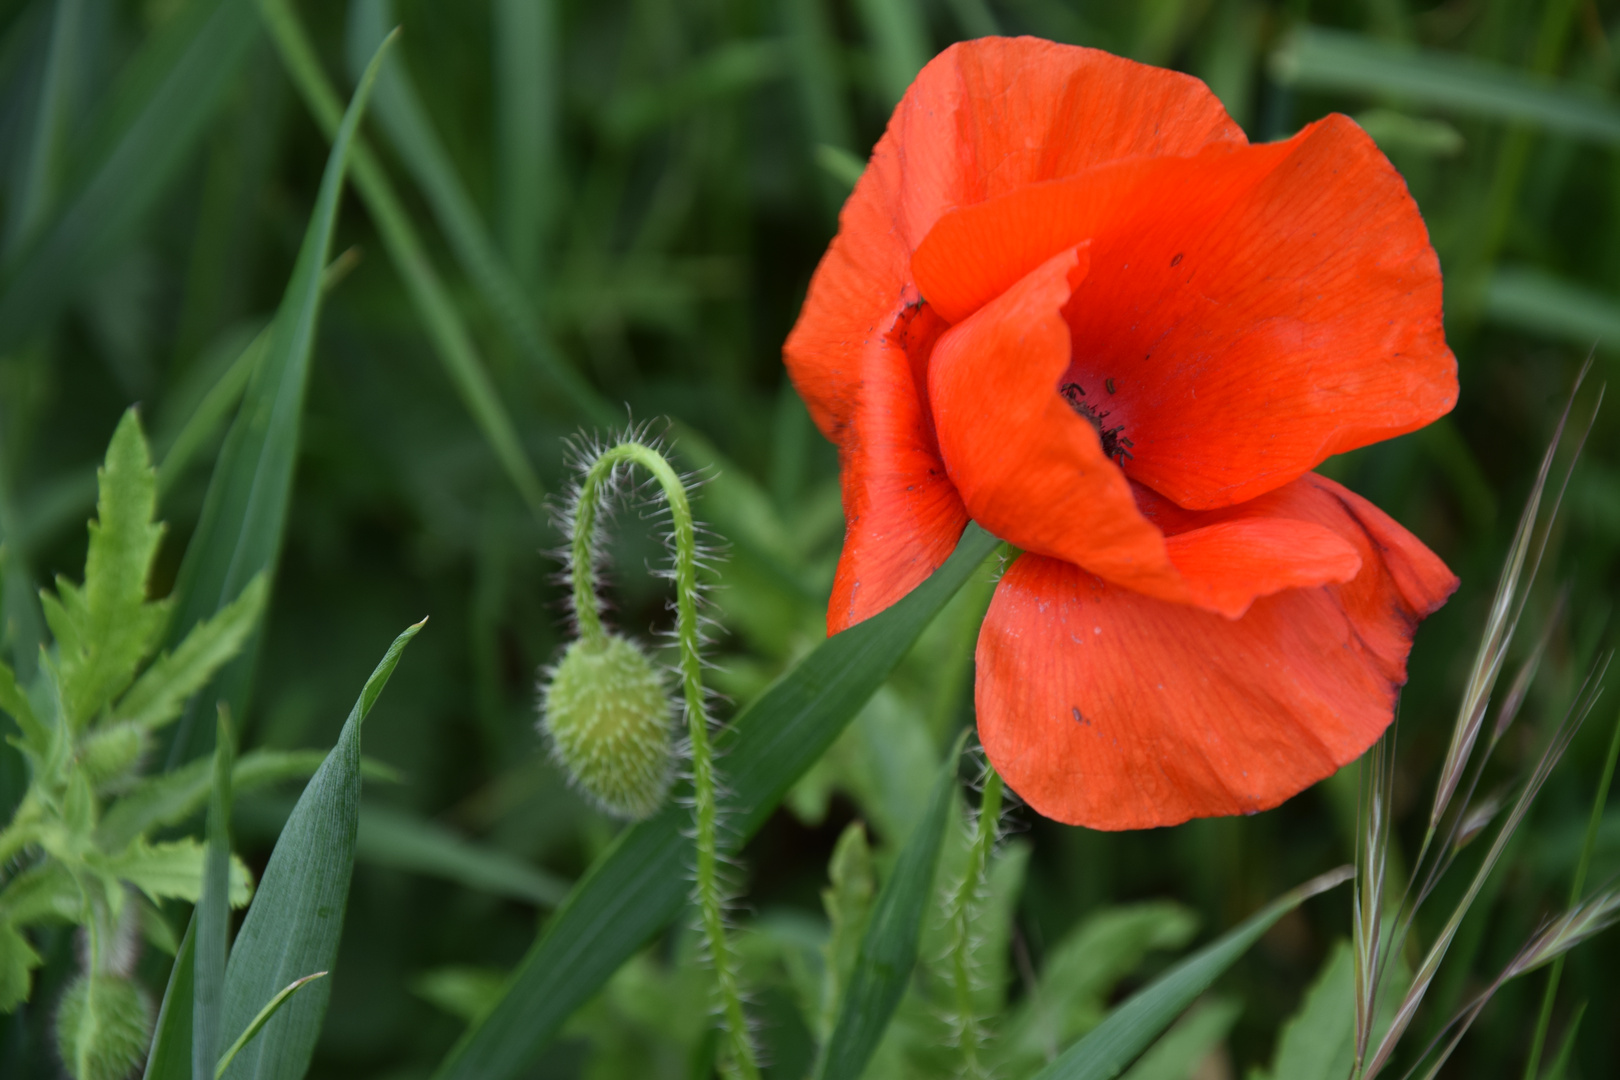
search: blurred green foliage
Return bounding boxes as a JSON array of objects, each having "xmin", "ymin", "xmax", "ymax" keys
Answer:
[{"xmin": 0, "ymin": 0, "xmax": 1619, "ymax": 1076}]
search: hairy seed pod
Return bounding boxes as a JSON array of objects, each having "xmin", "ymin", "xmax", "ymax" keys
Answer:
[
  {"xmin": 539, "ymin": 633, "xmax": 673, "ymax": 820},
  {"xmin": 55, "ymin": 974, "xmax": 153, "ymax": 1080}
]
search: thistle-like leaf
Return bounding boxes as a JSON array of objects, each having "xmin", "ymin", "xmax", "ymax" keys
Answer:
[
  {"xmin": 91, "ymin": 838, "xmax": 253, "ymax": 908},
  {"xmin": 0, "ymin": 921, "xmax": 42, "ymax": 1013},
  {"xmin": 55, "ymin": 409, "xmax": 170, "ymax": 729},
  {"xmin": 114, "ymin": 574, "xmax": 266, "ymax": 731}
]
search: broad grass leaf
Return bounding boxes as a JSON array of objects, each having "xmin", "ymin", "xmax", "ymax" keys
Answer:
[
  {"xmin": 1272, "ymin": 27, "xmax": 1620, "ymax": 145},
  {"xmin": 1117, "ymin": 998, "xmax": 1240, "ymax": 1080},
  {"xmin": 195, "ymin": 711, "xmax": 237, "ymax": 1079},
  {"xmin": 145, "ymin": 921, "xmax": 196, "ymax": 1080},
  {"xmin": 0, "ymin": 0, "xmax": 259, "ymax": 353},
  {"xmin": 217, "ymin": 617, "xmax": 421, "ymax": 1080},
  {"xmin": 95, "ymin": 749, "xmax": 395, "ymax": 853},
  {"xmin": 431, "ymin": 524, "xmax": 1002, "ymax": 1080},
  {"xmin": 1029, "ymin": 868, "xmax": 1353, "ymax": 1080},
  {"xmin": 160, "ymin": 21, "xmax": 395, "ymax": 767},
  {"xmin": 812, "ymin": 744, "xmax": 959, "ymax": 1080}
]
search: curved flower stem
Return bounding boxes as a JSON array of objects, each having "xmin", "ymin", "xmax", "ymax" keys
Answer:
[
  {"xmin": 573, "ymin": 440, "xmax": 759, "ymax": 1080},
  {"xmin": 945, "ymin": 761, "xmax": 1004, "ymax": 1079}
]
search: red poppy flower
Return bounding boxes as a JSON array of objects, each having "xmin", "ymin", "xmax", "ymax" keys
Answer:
[{"xmin": 784, "ymin": 37, "xmax": 1461, "ymax": 830}]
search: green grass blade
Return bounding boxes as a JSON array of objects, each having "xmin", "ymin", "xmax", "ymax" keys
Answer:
[
  {"xmin": 491, "ymin": 0, "xmax": 556, "ymax": 284},
  {"xmin": 217, "ymin": 618, "xmax": 422, "ymax": 1080},
  {"xmin": 1029, "ymin": 867, "xmax": 1353, "ymax": 1080},
  {"xmin": 855, "ymin": 0, "xmax": 930, "ymax": 107},
  {"xmin": 431, "ymin": 524, "xmax": 1002, "ymax": 1080},
  {"xmin": 345, "ymin": 0, "xmax": 611, "ymax": 430},
  {"xmin": 1485, "ymin": 266, "xmax": 1620, "ymax": 350},
  {"xmin": 1541, "ymin": 1001, "xmax": 1585, "ymax": 1080},
  {"xmin": 213, "ymin": 972, "xmax": 326, "ymax": 1080},
  {"xmin": 1271, "ymin": 27, "xmax": 1620, "ymax": 145},
  {"xmin": 3, "ymin": 0, "xmax": 82, "ymax": 256},
  {"xmin": 142, "ymin": 917, "xmax": 197, "ymax": 1080},
  {"xmin": 813, "ymin": 741, "xmax": 961, "ymax": 1080},
  {"xmin": 161, "ymin": 25, "xmax": 397, "ymax": 767},
  {"xmin": 194, "ymin": 707, "xmax": 236, "ymax": 1080},
  {"xmin": 0, "ymin": 0, "xmax": 260, "ymax": 354},
  {"xmin": 259, "ymin": 0, "xmax": 554, "ymax": 511}
]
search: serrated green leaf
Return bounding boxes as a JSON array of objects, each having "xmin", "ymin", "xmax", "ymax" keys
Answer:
[
  {"xmin": 818, "ymin": 821, "xmax": 875, "ymax": 1042},
  {"xmin": 58, "ymin": 409, "xmax": 169, "ymax": 729},
  {"xmin": 814, "ymin": 742, "xmax": 959, "ymax": 1080},
  {"xmin": 0, "ymin": 657, "xmax": 46, "ymax": 756},
  {"xmin": 0, "ymin": 860, "xmax": 80, "ymax": 925},
  {"xmin": 0, "ymin": 0, "xmax": 260, "ymax": 354},
  {"xmin": 160, "ymin": 21, "xmax": 396, "ymax": 768},
  {"xmin": 92, "ymin": 838, "xmax": 252, "ymax": 908},
  {"xmin": 116, "ymin": 575, "xmax": 266, "ymax": 731},
  {"xmin": 0, "ymin": 920, "xmax": 42, "ymax": 1012},
  {"xmin": 432, "ymin": 525, "xmax": 1001, "ymax": 1080},
  {"xmin": 1250, "ymin": 938, "xmax": 1407, "ymax": 1080},
  {"xmin": 1029, "ymin": 868, "xmax": 1353, "ymax": 1080},
  {"xmin": 218, "ymin": 616, "xmax": 421, "ymax": 1080},
  {"xmin": 999, "ymin": 901, "xmax": 1201, "ymax": 1070},
  {"xmin": 144, "ymin": 918, "xmax": 197, "ymax": 1080}
]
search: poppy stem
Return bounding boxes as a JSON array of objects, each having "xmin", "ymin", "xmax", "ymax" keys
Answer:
[
  {"xmin": 944, "ymin": 759, "xmax": 1004, "ymax": 1078},
  {"xmin": 572, "ymin": 439, "xmax": 759, "ymax": 1080}
]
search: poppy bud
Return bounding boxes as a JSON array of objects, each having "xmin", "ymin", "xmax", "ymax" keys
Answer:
[
  {"xmin": 55, "ymin": 973, "xmax": 153, "ymax": 1080},
  {"xmin": 539, "ymin": 632, "xmax": 673, "ymax": 820},
  {"xmin": 77, "ymin": 723, "xmax": 147, "ymax": 790}
]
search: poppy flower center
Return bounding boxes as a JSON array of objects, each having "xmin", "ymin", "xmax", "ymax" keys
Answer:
[{"xmin": 1060, "ymin": 381, "xmax": 1134, "ymax": 465}]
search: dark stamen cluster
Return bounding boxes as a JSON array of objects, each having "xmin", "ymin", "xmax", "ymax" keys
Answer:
[{"xmin": 1060, "ymin": 382, "xmax": 1135, "ymax": 464}]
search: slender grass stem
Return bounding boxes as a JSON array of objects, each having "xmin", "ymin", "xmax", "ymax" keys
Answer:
[{"xmin": 1521, "ymin": 706, "xmax": 1620, "ymax": 1079}]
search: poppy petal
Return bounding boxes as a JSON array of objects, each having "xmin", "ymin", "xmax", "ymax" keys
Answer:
[
  {"xmin": 913, "ymin": 114, "xmax": 1457, "ymax": 509},
  {"xmin": 975, "ymin": 474, "xmax": 1457, "ymax": 830},
  {"xmin": 827, "ymin": 294, "xmax": 969, "ymax": 634}
]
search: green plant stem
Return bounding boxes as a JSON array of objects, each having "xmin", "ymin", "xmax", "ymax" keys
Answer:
[
  {"xmin": 946, "ymin": 763, "xmax": 1002, "ymax": 1078},
  {"xmin": 1521, "ymin": 706, "xmax": 1620, "ymax": 1079},
  {"xmin": 573, "ymin": 441, "xmax": 759, "ymax": 1080}
]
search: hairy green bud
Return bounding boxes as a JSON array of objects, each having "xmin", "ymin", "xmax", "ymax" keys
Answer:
[
  {"xmin": 540, "ymin": 633, "xmax": 673, "ymax": 820},
  {"xmin": 55, "ymin": 974, "xmax": 153, "ymax": 1080}
]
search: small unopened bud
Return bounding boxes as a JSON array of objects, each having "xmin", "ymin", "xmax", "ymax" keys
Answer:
[
  {"xmin": 77, "ymin": 724, "xmax": 147, "ymax": 790},
  {"xmin": 55, "ymin": 974, "xmax": 153, "ymax": 1080},
  {"xmin": 540, "ymin": 633, "xmax": 673, "ymax": 820}
]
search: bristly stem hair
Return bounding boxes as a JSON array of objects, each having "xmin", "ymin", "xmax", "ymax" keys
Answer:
[
  {"xmin": 569, "ymin": 436, "xmax": 759, "ymax": 1080},
  {"xmin": 943, "ymin": 760, "xmax": 1004, "ymax": 1078}
]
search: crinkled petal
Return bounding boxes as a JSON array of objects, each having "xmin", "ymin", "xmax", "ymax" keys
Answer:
[
  {"xmin": 975, "ymin": 474, "xmax": 1458, "ymax": 829},
  {"xmin": 913, "ymin": 115, "xmax": 1456, "ymax": 509},
  {"xmin": 929, "ymin": 246, "xmax": 1365, "ymax": 616}
]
